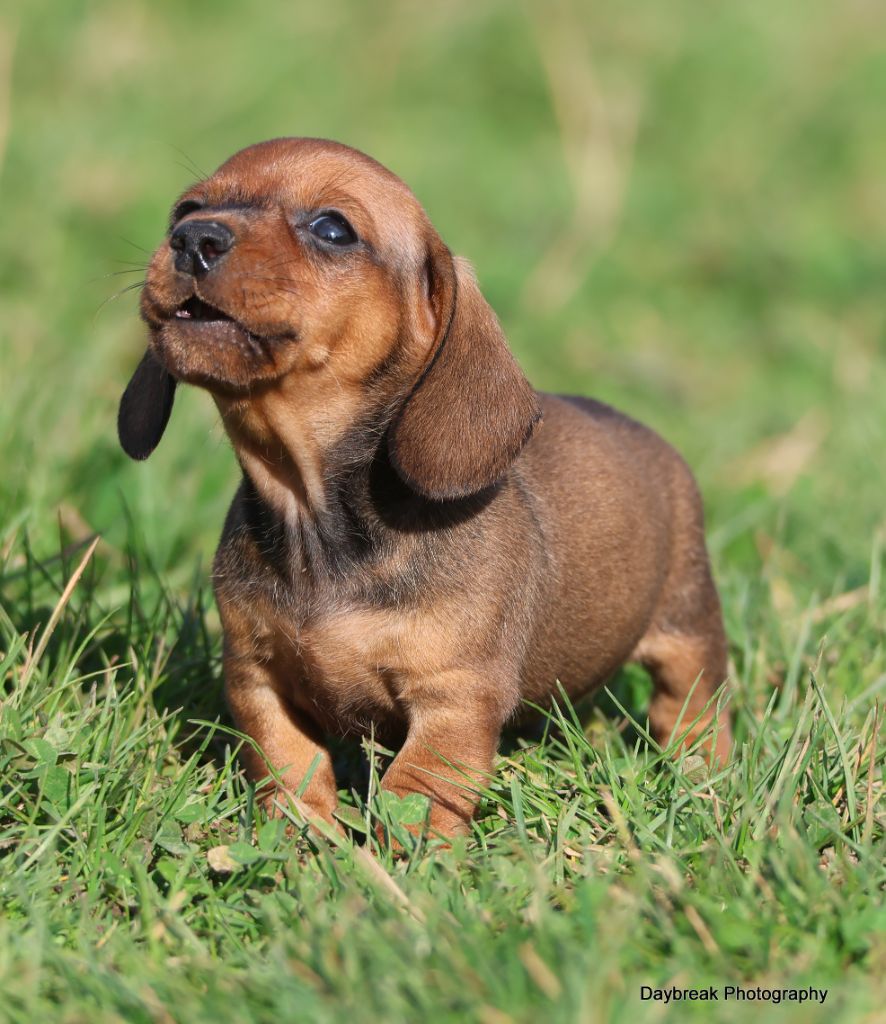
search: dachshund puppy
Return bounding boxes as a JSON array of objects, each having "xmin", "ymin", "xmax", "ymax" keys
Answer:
[{"xmin": 119, "ymin": 138, "xmax": 731, "ymax": 839}]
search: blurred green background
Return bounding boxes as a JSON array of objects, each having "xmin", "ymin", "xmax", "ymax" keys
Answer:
[
  {"xmin": 2, "ymin": 0, "xmax": 884, "ymax": 595},
  {"xmin": 1, "ymin": 4, "xmax": 885, "ymax": 1020}
]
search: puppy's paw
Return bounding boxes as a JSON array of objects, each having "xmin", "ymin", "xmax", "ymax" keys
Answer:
[{"xmin": 262, "ymin": 788, "xmax": 342, "ymax": 839}]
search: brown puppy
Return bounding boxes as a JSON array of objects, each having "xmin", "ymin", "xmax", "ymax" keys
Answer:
[{"xmin": 118, "ymin": 138, "xmax": 731, "ymax": 839}]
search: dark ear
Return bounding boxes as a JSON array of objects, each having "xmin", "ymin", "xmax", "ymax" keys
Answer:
[
  {"xmin": 388, "ymin": 246, "xmax": 541, "ymax": 500},
  {"xmin": 117, "ymin": 349, "xmax": 176, "ymax": 460}
]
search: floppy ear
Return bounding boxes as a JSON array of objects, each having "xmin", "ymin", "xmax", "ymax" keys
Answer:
[
  {"xmin": 117, "ymin": 349, "xmax": 176, "ymax": 460},
  {"xmin": 388, "ymin": 245, "xmax": 541, "ymax": 501}
]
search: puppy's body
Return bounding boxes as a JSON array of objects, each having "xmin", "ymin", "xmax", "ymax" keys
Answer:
[
  {"xmin": 214, "ymin": 390, "xmax": 726, "ymax": 828},
  {"xmin": 119, "ymin": 138, "xmax": 730, "ymax": 837}
]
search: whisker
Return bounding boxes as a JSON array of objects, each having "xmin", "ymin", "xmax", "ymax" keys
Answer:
[
  {"xmin": 169, "ymin": 144, "xmax": 208, "ymax": 181},
  {"xmin": 243, "ymin": 275, "xmax": 301, "ymax": 292},
  {"xmin": 247, "ymin": 255, "xmax": 303, "ymax": 275},
  {"xmin": 93, "ymin": 280, "xmax": 145, "ymax": 323},
  {"xmin": 173, "ymin": 160, "xmax": 201, "ymax": 183},
  {"xmin": 104, "ymin": 268, "xmax": 149, "ymax": 279},
  {"xmin": 83, "ymin": 268, "xmax": 149, "ymax": 287},
  {"xmin": 247, "ymin": 285, "xmax": 302, "ymax": 304},
  {"xmin": 116, "ymin": 235, "xmax": 151, "ymax": 256}
]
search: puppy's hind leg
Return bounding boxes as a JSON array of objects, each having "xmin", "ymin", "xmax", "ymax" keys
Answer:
[
  {"xmin": 635, "ymin": 618, "xmax": 732, "ymax": 765},
  {"xmin": 634, "ymin": 471, "xmax": 732, "ymax": 764}
]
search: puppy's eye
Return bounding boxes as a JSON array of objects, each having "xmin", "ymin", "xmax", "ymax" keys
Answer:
[{"xmin": 307, "ymin": 213, "xmax": 358, "ymax": 246}]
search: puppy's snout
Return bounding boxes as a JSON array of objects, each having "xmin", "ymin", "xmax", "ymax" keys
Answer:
[{"xmin": 170, "ymin": 219, "xmax": 234, "ymax": 276}]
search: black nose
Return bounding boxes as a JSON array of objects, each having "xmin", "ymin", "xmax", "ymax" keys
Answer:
[{"xmin": 169, "ymin": 219, "xmax": 234, "ymax": 276}]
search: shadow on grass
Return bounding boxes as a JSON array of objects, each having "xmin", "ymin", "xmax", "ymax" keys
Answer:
[{"xmin": 500, "ymin": 663, "xmax": 654, "ymax": 758}]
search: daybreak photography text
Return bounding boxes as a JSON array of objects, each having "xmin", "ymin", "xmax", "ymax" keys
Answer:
[{"xmin": 640, "ymin": 985, "xmax": 829, "ymax": 1006}]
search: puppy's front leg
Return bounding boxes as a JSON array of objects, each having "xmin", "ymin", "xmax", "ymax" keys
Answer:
[
  {"xmin": 381, "ymin": 682, "xmax": 507, "ymax": 839},
  {"xmin": 224, "ymin": 654, "xmax": 339, "ymax": 825}
]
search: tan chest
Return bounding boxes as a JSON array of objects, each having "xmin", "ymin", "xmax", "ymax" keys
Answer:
[{"xmin": 263, "ymin": 600, "xmax": 473, "ymax": 726}]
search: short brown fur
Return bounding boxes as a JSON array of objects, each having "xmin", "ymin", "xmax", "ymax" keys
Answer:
[{"xmin": 119, "ymin": 138, "xmax": 731, "ymax": 840}]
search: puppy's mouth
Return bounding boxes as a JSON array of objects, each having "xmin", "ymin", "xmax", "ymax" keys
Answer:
[
  {"xmin": 160, "ymin": 292, "xmax": 270, "ymax": 373},
  {"xmin": 145, "ymin": 283, "xmax": 299, "ymax": 390},
  {"xmin": 173, "ymin": 296, "xmax": 235, "ymax": 324}
]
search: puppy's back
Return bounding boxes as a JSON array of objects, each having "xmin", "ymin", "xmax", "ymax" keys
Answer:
[{"xmin": 515, "ymin": 393, "xmax": 702, "ymax": 701}]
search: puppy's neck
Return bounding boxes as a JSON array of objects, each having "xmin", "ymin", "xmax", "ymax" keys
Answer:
[
  {"xmin": 215, "ymin": 373, "xmax": 502, "ymax": 589},
  {"xmin": 215, "ymin": 377, "xmax": 364, "ymax": 523}
]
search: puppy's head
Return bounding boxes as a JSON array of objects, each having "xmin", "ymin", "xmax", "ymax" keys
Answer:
[{"xmin": 119, "ymin": 137, "xmax": 540, "ymax": 499}]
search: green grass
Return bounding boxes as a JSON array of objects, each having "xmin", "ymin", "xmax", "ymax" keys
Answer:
[{"xmin": 1, "ymin": 1, "xmax": 884, "ymax": 1021}]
